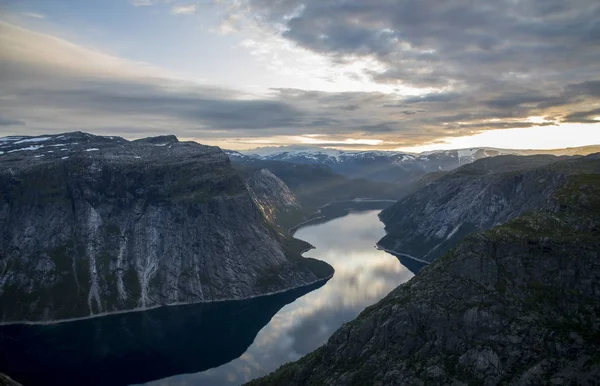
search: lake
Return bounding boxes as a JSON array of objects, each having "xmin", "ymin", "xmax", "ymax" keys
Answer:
[{"xmin": 0, "ymin": 210, "xmax": 421, "ymax": 386}]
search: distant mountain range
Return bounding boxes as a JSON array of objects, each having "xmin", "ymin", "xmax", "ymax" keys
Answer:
[{"xmin": 226, "ymin": 145, "xmax": 600, "ymax": 183}]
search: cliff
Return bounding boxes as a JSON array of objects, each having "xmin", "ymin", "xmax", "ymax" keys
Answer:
[
  {"xmin": 378, "ymin": 155, "xmax": 576, "ymax": 262},
  {"xmin": 0, "ymin": 132, "xmax": 332, "ymax": 323}
]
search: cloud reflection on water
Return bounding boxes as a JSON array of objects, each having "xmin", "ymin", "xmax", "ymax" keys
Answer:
[{"xmin": 151, "ymin": 210, "xmax": 414, "ymax": 385}]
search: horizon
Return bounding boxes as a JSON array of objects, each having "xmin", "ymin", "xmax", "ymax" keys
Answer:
[
  {"xmin": 3, "ymin": 130, "xmax": 600, "ymax": 155},
  {"xmin": 1, "ymin": 1, "xmax": 599, "ymax": 151}
]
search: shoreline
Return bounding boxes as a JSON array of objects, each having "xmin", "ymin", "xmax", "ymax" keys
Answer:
[
  {"xmin": 375, "ymin": 245, "xmax": 431, "ymax": 265},
  {"xmin": 290, "ymin": 199, "xmax": 396, "ymax": 234},
  {"xmin": 0, "ymin": 273, "xmax": 333, "ymax": 327},
  {"xmin": 1, "ymin": 199, "xmax": 390, "ymax": 327}
]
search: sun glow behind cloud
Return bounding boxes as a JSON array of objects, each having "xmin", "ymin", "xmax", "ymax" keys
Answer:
[{"xmin": 397, "ymin": 123, "xmax": 600, "ymax": 153}]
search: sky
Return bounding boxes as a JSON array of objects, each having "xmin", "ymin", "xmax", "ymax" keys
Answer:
[{"xmin": 0, "ymin": 0, "xmax": 599, "ymax": 151}]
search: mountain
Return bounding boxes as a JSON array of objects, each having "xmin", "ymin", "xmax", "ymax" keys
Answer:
[
  {"xmin": 247, "ymin": 155, "xmax": 600, "ymax": 385},
  {"xmin": 0, "ymin": 132, "xmax": 332, "ymax": 323},
  {"xmin": 229, "ymin": 156, "xmax": 405, "ymax": 211},
  {"xmin": 231, "ymin": 145, "xmax": 600, "ymax": 184},
  {"xmin": 244, "ymin": 168, "xmax": 312, "ymax": 232},
  {"xmin": 377, "ymin": 154, "xmax": 583, "ymax": 263}
]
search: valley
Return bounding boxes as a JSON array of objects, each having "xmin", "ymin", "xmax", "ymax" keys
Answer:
[{"xmin": 1, "ymin": 132, "xmax": 599, "ymax": 385}]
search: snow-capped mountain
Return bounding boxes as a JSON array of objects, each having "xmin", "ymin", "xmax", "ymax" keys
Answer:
[
  {"xmin": 228, "ymin": 145, "xmax": 599, "ymax": 183},
  {"xmin": 228, "ymin": 147, "xmax": 504, "ymax": 183}
]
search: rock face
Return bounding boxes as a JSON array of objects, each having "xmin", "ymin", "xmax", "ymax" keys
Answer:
[
  {"xmin": 244, "ymin": 169, "xmax": 306, "ymax": 230},
  {"xmin": 0, "ymin": 132, "xmax": 332, "ymax": 323},
  {"xmin": 378, "ymin": 155, "xmax": 571, "ymax": 262},
  {"xmin": 247, "ymin": 158, "xmax": 600, "ymax": 385}
]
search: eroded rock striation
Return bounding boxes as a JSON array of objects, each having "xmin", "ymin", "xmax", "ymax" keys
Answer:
[
  {"xmin": 0, "ymin": 132, "xmax": 332, "ymax": 323},
  {"xmin": 247, "ymin": 156, "xmax": 600, "ymax": 385}
]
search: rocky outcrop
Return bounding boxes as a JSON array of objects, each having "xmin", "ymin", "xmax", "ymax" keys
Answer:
[
  {"xmin": 378, "ymin": 155, "xmax": 571, "ymax": 262},
  {"xmin": 0, "ymin": 132, "xmax": 332, "ymax": 323},
  {"xmin": 245, "ymin": 168, "xmax": 309, "ymax": 231},
  {"xmin": 247, "ymin": 160, "xmax": 600, "ymax": 385}
]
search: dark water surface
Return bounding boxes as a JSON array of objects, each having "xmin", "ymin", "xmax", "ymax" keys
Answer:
[{"xmin": 0, "ymin": 210, "xmax": 420, "ymax": 386}]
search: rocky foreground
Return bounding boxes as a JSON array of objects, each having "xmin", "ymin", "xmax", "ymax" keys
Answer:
[
  {"xmin": 248, "ymin": 155, "xmax": 600, "ymax": 385},
  {"xmin": 0, "ymin": 132, "xmax": 332, "ymax": 323}
]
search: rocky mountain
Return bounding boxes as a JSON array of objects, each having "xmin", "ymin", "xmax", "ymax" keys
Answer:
[
  {"xmin": 229, "ymin": 145, "xmax": 600, "ymax": 184},
  {"xmin": 229, "ymin": 156, "xmax": 405, "ymax": 210},
  {"xmin": 247, "ymin": 156, "xmax": 600, "ymax": 385},
  {"xmin": 0, "ymin": 132, "xmax": 332, "ymax": 323},
  {"xmin": 244, "ymin": 168, "xmax": 311, "ymax": 232},
  {"xmin": 377, "ymin": 154, "xmax": 583, "ymax": 263}
]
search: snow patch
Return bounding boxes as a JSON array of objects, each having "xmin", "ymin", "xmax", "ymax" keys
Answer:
[
  {"xmin": 14, "ymin": 137, "xmax": 51, "ymax": 144},
  {"xmin": 0, "ymin": 136, "xmax": 24, "ymax": 143},
  {"xmin": 8, "ymin": 145, "xmax": 44, "ymax": 153}
]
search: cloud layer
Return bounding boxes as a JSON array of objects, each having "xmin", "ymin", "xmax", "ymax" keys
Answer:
[{"xmin": 1, "ymin": 0, "xmax": 600, "ymax": 149}]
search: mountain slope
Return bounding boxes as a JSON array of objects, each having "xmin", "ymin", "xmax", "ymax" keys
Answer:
[
  {"xmin": 229, "ymin": 156, "xmax": 404, "ymax": 209},
  {"xmin": 247, "ymin": 160, "xmax": 600, "ymax": 385},
  {"xmin": 0, "ymin": 132, "xmax": 332, "ymax": 323},
  {"xmin": 377, "ymin": 155, "xmax": 580, "ymax": 263},
  {"xmin": 233, "ymin": 145, "xmax": 600, "ymax": 184}
]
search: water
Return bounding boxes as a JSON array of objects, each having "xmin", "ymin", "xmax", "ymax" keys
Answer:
[
  {"xmin": 0, "ymin": 210, "xmax": 420, "ymax": 386},
  {"xmin": 148, "ymin": 210, "xmax": 416, "ymax": 385}
]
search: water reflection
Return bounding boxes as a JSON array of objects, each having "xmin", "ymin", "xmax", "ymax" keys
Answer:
[
  {"xmin": 150, "ymin": 210, "xmax": 415, "ymax": 385},
  {"xmin": 0, "ymin": 210, "xmax": 416, "ymax": 386}
]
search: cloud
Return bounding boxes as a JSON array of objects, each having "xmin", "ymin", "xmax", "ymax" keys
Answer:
[
  {"xmin": 564, "ymin": 108, "xmax": 600, "ymax": 123},
  {"xmin": 129, "ymin": 0, "xmax": 158, "ymax": 7},
  {"xmin": 0, "ymin": 18, "xmax": 599, "ymax": 149},
  {"xmin": 236, "ymin": 0, "xmax": 600, "ymax": 88},
  {"xmin": 217, "ymin": 0, "xmax": 600, "ymax": 125},
  {"xmin": 171, "ymin": 4, "xmax": 197, "ymax": 15},
  {"xmin": 21, "ymin": 12, "xmax": 45, "ymax": 19},
  {"xmin": 0, "ymin": 116, "xmax": 25, "ymax": 126}
]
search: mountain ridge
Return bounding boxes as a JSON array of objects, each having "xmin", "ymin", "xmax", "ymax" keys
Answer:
[{"xmin": 227, "ymin": 145, "xmax": 600, "ymax": 184}]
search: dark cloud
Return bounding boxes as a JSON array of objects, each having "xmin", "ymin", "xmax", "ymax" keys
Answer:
[
  {"xmin": 243, "ymin": 0, "xmax": 600, "ymax": 88},
  {"xmin": 401, "ymin": 92, "xmax": 461, "ymax": 105},
  {"xmin": 231, "ymin": 0, "xmax": 600, "ymax": 132},
  {"xmin": 564, "ymin": 108, "xmax": 600, "ymax": 123}
]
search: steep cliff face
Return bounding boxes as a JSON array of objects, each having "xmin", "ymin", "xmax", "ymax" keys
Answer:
[
  {"xmin": 0, "ymin": 132, "xmax": 332, "ymax": 323},
  {"xmin": 245, "ymin": 169, "xmax": 309, "ymax": 231},
  {"xmin": 248, "ymin": 161, "xmax": 600, "ymax": 386},
  {"xmin": 378, "ymin": 155, "xmax": 571, "ymax": 262}
]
